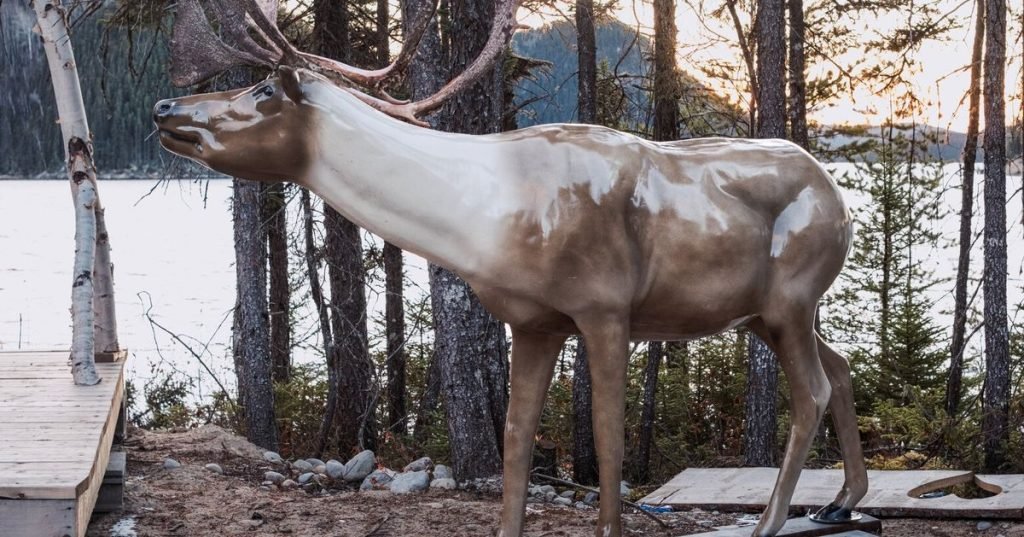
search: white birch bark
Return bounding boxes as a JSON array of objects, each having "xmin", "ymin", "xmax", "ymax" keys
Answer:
[{"xmin": 31, "ymin": 0, "xmax": 113, "ymax": 384}]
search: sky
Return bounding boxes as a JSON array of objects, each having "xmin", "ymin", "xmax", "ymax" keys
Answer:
[{"xmin": 521, "ymin": 0, "xmax": 1023, "ymax": 132}]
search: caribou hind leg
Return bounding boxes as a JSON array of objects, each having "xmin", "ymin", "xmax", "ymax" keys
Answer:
[
  {"xmin": 498, "ymin": 329, "xmax": 566, "ymax": 537},
  {"xmin": 812, "ymin": 336, "xmax": 868, "ymax": 520},
  {"xmin": 748, "ymin": 312, "xmax": 831, "ymax": 537}
]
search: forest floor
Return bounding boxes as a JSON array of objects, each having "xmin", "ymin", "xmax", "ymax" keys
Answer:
[{"xmin": 86, "ymin": 426, "xmax": 1024, "ymax": 537}]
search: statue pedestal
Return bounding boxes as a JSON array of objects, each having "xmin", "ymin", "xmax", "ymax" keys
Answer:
[{"xmin": 687, "ymin": 513, "xmax": 881, "ymax": 537}]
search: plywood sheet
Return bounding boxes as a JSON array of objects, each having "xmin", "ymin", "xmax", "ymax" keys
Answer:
[{"xmin": 642, "ymin": 468, "xmax": 1024, "ymax": 519}]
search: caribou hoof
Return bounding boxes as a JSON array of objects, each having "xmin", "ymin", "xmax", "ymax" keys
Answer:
[{"xmin": 809, "ymin": 503, "xmax": 861, "ymax": 524}]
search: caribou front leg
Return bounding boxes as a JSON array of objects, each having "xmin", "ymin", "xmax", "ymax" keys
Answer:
[
  {"xmin": 812, "ymin": 336, "xmax": 868, "ymax": 520},
  {"xmin": 749, "ymin": 316, "xmax": 831, "ymax": 537},
  {"xmin": 498, "ymin": 330, "xmax": 566, "ymax": 537},
  {"xmin": 579, "ymin": 315, "xmax": 630, "ymax": 537}
]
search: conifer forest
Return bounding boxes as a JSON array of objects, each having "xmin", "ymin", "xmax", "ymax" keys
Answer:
[{"xmin": 2, "ymin": 0, "xmax": 1024, "ymax": 527}]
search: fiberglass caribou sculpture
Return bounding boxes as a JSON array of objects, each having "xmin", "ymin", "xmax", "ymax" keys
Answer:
[{"xmin": 154, "ymin": 1, "xmax": 868, "ymax": 536}]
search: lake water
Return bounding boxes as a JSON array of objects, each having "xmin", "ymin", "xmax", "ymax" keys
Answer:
[{"xmin": 0, "ymin": 167, "xmax": 1021, "ymax": 398}]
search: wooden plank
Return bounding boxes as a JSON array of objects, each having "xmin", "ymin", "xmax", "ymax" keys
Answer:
[
  {"xmin": 0, "ymin": 498, "xmax": 76, "ymax": 537},
  {"xmin": 73, "ymin": 360, "xmax": 124, "ymax": 537},
  {"xmin": 687, "ymin": 514, "xmax": 881, "ymax": 537},
  {"xmin": 643, "ymin": 468, "xmax": 1024, "ymax": 519}
]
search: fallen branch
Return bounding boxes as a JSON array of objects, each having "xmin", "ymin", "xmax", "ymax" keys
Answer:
[
  {"xmin": 363, "ymin": 514, "xmax": 390, "ymax": 536},
  {"xmin": 530, "ymin": 472, "xmax": 671, "ymax": 530}
]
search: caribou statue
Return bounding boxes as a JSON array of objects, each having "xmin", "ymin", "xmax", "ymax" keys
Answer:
[{"xmin": 154, "ymin": 1, "xmax": 867, "ymax": 535}]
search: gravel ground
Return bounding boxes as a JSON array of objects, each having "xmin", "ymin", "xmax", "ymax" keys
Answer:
[{"xmin": 85, "ymin": 426, "xmax": 1024, "ymax": 537}]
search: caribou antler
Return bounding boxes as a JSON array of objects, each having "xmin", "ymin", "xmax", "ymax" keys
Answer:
[{"xmin": 171, "ymin": 0, "xmax": 524, "ymax": 124}]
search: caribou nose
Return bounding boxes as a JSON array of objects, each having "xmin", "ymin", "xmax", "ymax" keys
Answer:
[{"xmin": 153, "ymin": 99, "xmax": 175, "ymax": 123}]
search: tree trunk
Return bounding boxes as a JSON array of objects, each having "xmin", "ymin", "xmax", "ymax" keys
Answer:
[
  {"xmin": 572, "ymin": 0, "xmax": 599, "ymax": 486},
  {"xmin": 755, "ymin": 0, "xmax": 786, "ymax": 139},
  {"xmin": 724, "ymin": 0, "xmax": 757, "ymax": 133},
  {"xmin": 404, "ymin": 0, "xmax": 445, "ymax": 450},
  {"xmin": 324, "ymin": 206, "xmax": 375, "ymax": 453},
  {"xmin": 653, "ymin": 0, "xmax": 679, "ymax": 141},
  {"xmin": 313, "ymin": 0, "xmax": 376, "ymax": 455},
  {"xmin": 947, "ymin": 0, "xmax": 985, "ymax": 417},
  {"xmin": 266, "ymin": 183, "xmax": 291, "ymax": 383},
  {"xmin": 572, "ymin": 339, "xmax": 599, "ymax": 485},
  {"xmin": 786, "ymin": 0, "xmax": 808, "ymax": 149},
  {"xmin": 576, "ymin": 0, "xmax": 597, "ymax": 124},
  {"xmin": 32, "ymin": 0, "xmax": 115, "ymax": 384},
  {"xmin": 422, "ymin": 0, "xmax": 510, "ymax": 480},
  {"xmin": 384, "ymin": 242, "xmax": 407, "ymax": 434},
  {"xmin": 744, "ymin": 0, "xmax": 785, "ymax": 467},
  {"xmin": 233, "ymin": 177, "xmax": 278, "ymax": 451},
  {"xmin": 301, "ymin": 190, "xmax": 338, "ymax": 458},
  {"xmin": 981, "ymin": 0, "xmax": 1008, "ymax": 472},
  {"xmin": 744, "ymin": 331, "xmax": 778, "ymax": 466},
  {"xmin": 633, "ymin": 341, "xmax": 662, "ymax": 483}
]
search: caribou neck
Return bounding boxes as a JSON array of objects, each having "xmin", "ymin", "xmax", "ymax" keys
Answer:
[{"xmin": 299, "ymin": 88, "xmax": 507, "ymax": 279}]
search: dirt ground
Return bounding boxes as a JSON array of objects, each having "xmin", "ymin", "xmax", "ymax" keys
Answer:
[{"xmin": 86, "ymin": 426, "xmax": 1024, "ymax": 537}]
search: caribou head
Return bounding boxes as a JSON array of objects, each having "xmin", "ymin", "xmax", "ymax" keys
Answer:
[
  {"xmin": 156, "ymin": 2, "xmax": 868, "ymax": 537},
  {"xmin": 154, "ymin": 68, "xmax": 322, "ymax": 182}
]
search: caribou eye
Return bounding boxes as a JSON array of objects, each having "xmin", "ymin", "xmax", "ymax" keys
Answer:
[{"xmin": 253, "ymin": 85, "xmax": 274, "ymax": 99}]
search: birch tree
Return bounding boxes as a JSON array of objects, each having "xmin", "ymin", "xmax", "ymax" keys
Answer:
[{"xmin": 31, "ymin": 0, "xmax": 120, "ymax": 385}]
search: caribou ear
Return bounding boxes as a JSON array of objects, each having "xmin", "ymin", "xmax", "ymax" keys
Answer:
[{"xmin": 278, "ymin": 65, "xmax": 304, "ymax": 103}]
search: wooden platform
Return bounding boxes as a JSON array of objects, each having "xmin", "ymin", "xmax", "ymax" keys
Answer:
[
  {"xmin": 687, "ymin": 514, "xmax": 881, "ymax": 536},
  {"xmin": 643, "ymin": 468, "xmax": 1024, "ymax": 519},
  {"xmin": 0, "ymin": 351, "xmax": 126, "ymax": 537}
]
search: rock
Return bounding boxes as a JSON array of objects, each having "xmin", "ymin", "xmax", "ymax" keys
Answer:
[
  {"xmin": 163, "ymin": 458, "xmax": 181, "ymax": 470},
  {"xmin": 574, "ymin": 501, "xmax": 591, "ymax": 509},
  {"xmin": 526, "ymin": 496, "xmax": 542, "ymax": 504},
  {"xmin": 298, "ymin": 472, "xmax": 315, "ymax": 485},
  {"xmin": 978, "ymin": 521, "xmax": 994, "ymax": 531},
  {"xmin": 545, "ymin": 491, "xmax": 557, "ymax": 502},
  {"xmin": 390, "ymin": 470, "xmax": 430, "ymax": 494},
  {"xmin": 360, "ymin": 469, "xmax": 395, "ymax": 491},
  {"xmin": 263, "ymin": 451, "xmax": 283, "ymax": 465},
  {"xmin": 559, "ymin": 490, "xmax": 575, "ymax": 499},
  {"xmin": 433, "ymin": 464, "xmax": 453, "ymax": 480},
  {"xmin": 404, "ymin": 456, "xmax": 433, "ymax": 473},
  {"xmin": 620, "ymin": 481, "xmax": 632, "ymax": 496},
  {"xmin": 326, "ymin": 459, "xmax": 346, "ymax": 480},
  {"xmin": 343, "ymin": 450, "xmax": 376, "ymax": 482},
  {"xmin": 264, "ymin": 471, "xmax": 286, "ymax": 485},
  {"xmin": 539, "ymin": 484, "xmax": 556, "ymax": 495},
  {"xmin": 313, "ymin": 465, "xmax": 327, "ymax": 474},
  {"xmin": 583, "ymin": 491, "xmax": 599, "ymax": 505},
  {"xmin": 204, "ymin": 463, "xmax": 223, "ymax": 474},
  {"xmin": 306, "ymin": 458, "xmax": 325, "ymax": 468},
  {"xmin": 430, "ymin": 478, "xmax": 457, "ymax": 490},
  {"xmin": 281, "ymin": 479, "xmax": 298, "ymax": 490},
  {"xmin": 553, "ymin": 496, "xmax": 572, "ymax": 506},
  {"xmin": 259, "ymin": 485, "xmax": 272, "ymax": 492},
  {"xmin": 293, "ymin": 460, "xmax": 313, "ymax": 473}
]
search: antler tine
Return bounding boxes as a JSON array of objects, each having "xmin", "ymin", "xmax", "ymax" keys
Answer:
[
  {"xmin": 209, "ymin": 0, "xmax": 283, "ymax": 64},
  {"xmin": 295, "ymin": 0, "xmax": 440, "ymax": 89},
  {"xmin": 240, "ymin": 0, "xmax": 301, "ymax": 62},
  {"xmin": 389, "ymin": 0, "xmax": 523, "ymax": 121}
]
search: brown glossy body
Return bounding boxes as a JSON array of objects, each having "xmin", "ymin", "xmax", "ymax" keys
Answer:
[{"xmin": 153, "ymin": 68, "xmax": 868, "ymax": 537}]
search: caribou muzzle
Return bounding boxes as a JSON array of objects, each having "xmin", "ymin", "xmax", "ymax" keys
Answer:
[{"xmin": 153, "ymin": 98, "xmax": 203, "ymax": 153}]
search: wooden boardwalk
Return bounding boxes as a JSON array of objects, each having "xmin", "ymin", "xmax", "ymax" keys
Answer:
[
  {"xmin": 642, "ymin": 467, "xmax": 1024, "ymax": 519},
  {"xmin": 0, "ymin": 351, "xmax": 126, "ymax": 537}
]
